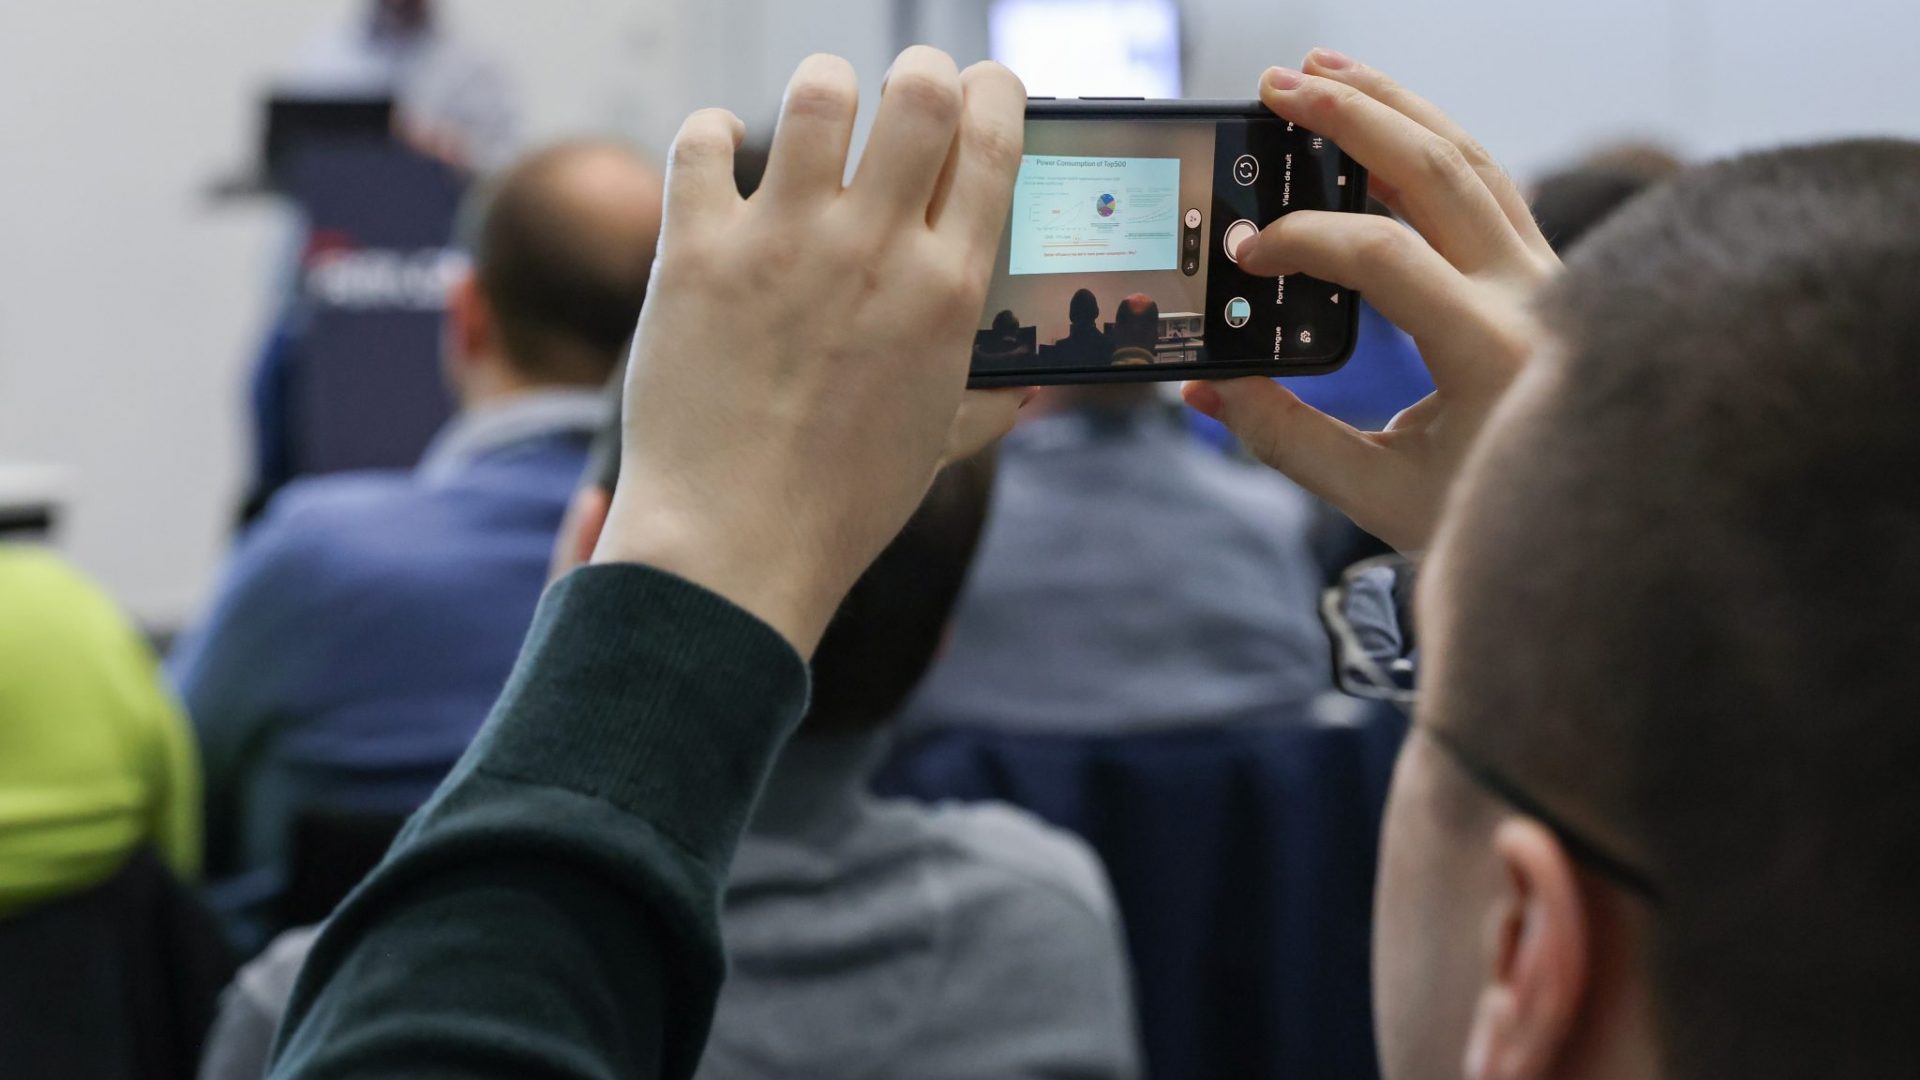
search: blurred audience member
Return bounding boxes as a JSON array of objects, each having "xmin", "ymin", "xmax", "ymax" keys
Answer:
[
  {"xmin": 1108, "ymin": 292, "xmax": 1159, "ymax": 364},
  {"xmin": 280, "ymin": 0, "xmax": 519, "ymax": 172},
  {"xmin": 1055, "ymin": 288, "xmax": 1117, "ymax": 367},
  {"xmin": 201, "ymin": 415, "xmax": 1140, "ymax": 1080},
  {"xmin": 0, "ymin": 545, "xmax": 200, "ymax": 915},
  {"xmin": 901, "ymin": 383, "xmax": 1331, "ymax": 737},
  {"xmin": 170, "ymin": 141, "xmax": 661, "ymax": 936},
  {"xmin": 1530, "ymin": 141, "xmax": 1684, "ymax": 254},
  {"xmin": 974, "ymin": 308, "xmax": 1036, "ymax": 367}
]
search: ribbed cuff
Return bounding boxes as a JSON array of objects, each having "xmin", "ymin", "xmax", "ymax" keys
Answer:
[{"xmin": 472, "ymin": 562, "xmax": 811, "ymax": 873}]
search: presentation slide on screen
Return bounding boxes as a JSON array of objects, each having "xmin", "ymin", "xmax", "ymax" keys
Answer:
[{"xmin": 1008, "ymin": 154, "xmax": 1181, "ymax": 276}]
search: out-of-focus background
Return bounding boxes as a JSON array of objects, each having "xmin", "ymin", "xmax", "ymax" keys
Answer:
[
  {"xmin": 6, "ymin": 6, "xmax": 1919, "ymax": 1078},
  {"xmin": 1, "ymin": 0, "xmax": 1915, "ymax": 629}
]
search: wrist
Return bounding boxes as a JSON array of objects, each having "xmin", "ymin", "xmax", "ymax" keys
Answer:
[{"xmin": 589, "ymin": 496, "xmax": 846, "ymax": 658}]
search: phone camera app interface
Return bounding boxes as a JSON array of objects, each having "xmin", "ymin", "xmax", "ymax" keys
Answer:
[{"xmin": 975, "ymin": 115, "xmax": 1355, "ymax": 377}]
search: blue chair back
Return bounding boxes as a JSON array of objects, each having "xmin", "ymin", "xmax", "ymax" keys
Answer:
[{"xmin": 877, "ymin": 698, "xmax": 1407, "ymax": 1080}]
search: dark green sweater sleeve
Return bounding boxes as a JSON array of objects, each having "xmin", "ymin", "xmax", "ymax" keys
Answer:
[{"xmin": 268, "ymin": 564, "xmax": 810, "ymax": 1080}]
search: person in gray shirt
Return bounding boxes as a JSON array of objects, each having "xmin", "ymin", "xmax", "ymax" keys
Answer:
[
  {"xmin": 201, "ymin": 436, "xmax": 1140, "ymax": 1080},
  {"xmin": 901, "ymin": 384, "xmax": 1333, "ymax": 738}
]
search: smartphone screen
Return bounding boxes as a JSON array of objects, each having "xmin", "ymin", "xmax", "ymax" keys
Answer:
[{"xmin": 969, "ymin": 103, "xmax": 1366, "ymax": 386}]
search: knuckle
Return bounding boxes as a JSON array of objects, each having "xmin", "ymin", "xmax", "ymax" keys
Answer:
[
  {"xmin": 887, "ymin": 68, "xmax": 963, "ymax": 125},
  {"xmin": 961, "ymin": 119, "xmax": 1021, "ymax": 173},
  {"xmin": 1414, "ymin": 134, "xmax": 1474, "ymax": 189},
  {"xmin": 670, "ymin": 111, "xmax": 733, "ymax": 164},
  {"xmin": 786, "ymin": 59, "xmax": 858, "ymax": 121},
  {"xmin": 1349, "ymin": 219, "xmax": 1413, "ymax": 277},
  {"xmin": 952, "ymin": 273, "xmax": 988, "ymax": 319},
  {"xmin": 825, "ymin": 226, "xmax": 885, "ymax": 272},
  {"xmin": 896, "ymin": 43, "xmax": 958, "ymax": 71},
  {"xmin": 1458, "ymin": 135, "xmax": 1497, "ymax": 172},
  {"xmin": 760, "ymin": 234, "xmax": 806, "ymax": 275},
  {"xmin": 926, "ymin": 261, "xmax": 981, "ymax": 321},
  {"xmin": 1296, "ymin": 77, "xmax": 1356, "ymax": 129},
  {"xmin": 962, "ymin": 59, "xmax": 1025, "ymax": 98}
]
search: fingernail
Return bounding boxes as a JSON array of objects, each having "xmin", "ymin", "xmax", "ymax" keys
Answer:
[
  {"xmin": 1184, "ymin": 381, "xmax": 1224, "ymax": 419},
  {"xmin": 1264, "ymin": 66, "xmax": 1304, "ymax": 92},
  {"xmin": 1308, "ymin": 47, "xmax": 1353, "ymax": 70}
]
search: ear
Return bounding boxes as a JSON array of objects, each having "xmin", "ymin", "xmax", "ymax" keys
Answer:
[
  {"xmin": 445, "ymin": 270, "xmax": 495, "ymax": 368},
  {"xmin": 1462, "ymin": 818, "xmax": 1591, "ymax": 1080},
  {"xmin": 548, "ymin": 487, "xmax": 613, "ymax": 583}
]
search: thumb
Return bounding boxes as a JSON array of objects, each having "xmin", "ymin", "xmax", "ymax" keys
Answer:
[
  {"xmin": 942, "ymin": 387, "xmax": 1028, "ymax": 468},
  {"xmin": 1184, "ymin": 376, "xmax": 1378, "ymax": 506}
]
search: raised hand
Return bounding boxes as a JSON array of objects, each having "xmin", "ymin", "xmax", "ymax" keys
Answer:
[
  {"xmin": 1185, "ymin": 49, "xmax": 1560, "ymax": 553},
  {"xmin": 594, "ymin": 48, "xmax": 1028, "ymax": 654}
]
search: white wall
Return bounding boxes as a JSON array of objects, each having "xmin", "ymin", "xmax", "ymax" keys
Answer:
[
  {"xmin": 1142, "ymin": 0, "xmax": 1920, "ymax": 176},
  {"xmin": 0, "ymin": 1, "xmax": 690, "ymax": 628},
  {"xmin": 4, "ymin": 0, "xmax": 1919, "ymax": 627}
]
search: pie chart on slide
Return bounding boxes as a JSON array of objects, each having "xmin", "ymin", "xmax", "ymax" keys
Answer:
[{"xmin": 1096, "ymin": 193, "xmax": 1117, "ymax": 217}]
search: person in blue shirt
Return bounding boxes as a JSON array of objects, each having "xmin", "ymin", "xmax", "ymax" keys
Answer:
[
  {"xmin": 900, "ymin": 382, "xmax": 1333, "ymax": 737},
  {"xmin": 169, "ymin": 140, "xmax": 662, "ymax": 933}
]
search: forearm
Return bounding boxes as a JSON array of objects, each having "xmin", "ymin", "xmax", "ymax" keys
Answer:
[{"xmin": 269, "ymin": 565, "xmax": 809, "ymax": 1080}]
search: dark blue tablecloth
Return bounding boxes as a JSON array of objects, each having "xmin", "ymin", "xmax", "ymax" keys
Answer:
[{"xmin": 876, "ymin": 700, "xmax": 1408, "ymax": 1080}]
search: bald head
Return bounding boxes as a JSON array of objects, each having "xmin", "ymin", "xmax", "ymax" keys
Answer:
[{"xmin": 469, "ymin": 141, "xmax": 664, "ymax": 386}]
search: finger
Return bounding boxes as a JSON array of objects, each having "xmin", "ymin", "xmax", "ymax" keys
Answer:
[
  {"xmin": 1301, "ymin": 48, "xmax": 1556, "ymax": 264},
  {"xmin": 929, "ymin": 62, "xmax": 1028, "ymax": 248},
  {"xmin": 663, "ymin": 108, "xmax": 746, "ymax": 233},
  {"xmin": 850, "ymin": 46, "xmax": 966, "ymax": 223},
  {"xmin": 1259, "ymin": 66, "xmax": 1528, "ymax": 275},
  {"xmin": 1184, "ymin": 378, "xmax": 1398, "ymax": 535},
  {"xmin": 760, "ymin": 54, "xmax": 861, "ymax": 203},
  {"xmin": 942, "ymin": 387, "xmax": 1027, "ymax": 466},
  {"xmin": 1238, "ymin": 211, "xmax": 1489, "ymax": 386}
]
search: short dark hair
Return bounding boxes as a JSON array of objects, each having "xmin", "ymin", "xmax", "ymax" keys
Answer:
[
  {"xmin": 467, "ymin": 141, "xmax": 658, "ymax": 385},
  {"xmin": 1437, "ymin": 139, "xmax": 1920, "ymax": 1078},
  {"xmin": 1068, "ymin": 288, "xmax": 1100, "ymax": 326},
  {"xmin": 587, "ymin": 402, "xmax": 996, "ymax": 736},
  {"xmin": 1529, "ymin": 167, "xmax": 1658, "ymax": 254},
  {"xmin": 807, "ymin": 453, "xmax": 997, "ymax": 734}
]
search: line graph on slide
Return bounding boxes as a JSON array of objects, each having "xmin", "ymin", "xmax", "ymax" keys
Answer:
[{"xmin": 1009, "ymin": 155, "xmax": 1181, "ymax": 275}]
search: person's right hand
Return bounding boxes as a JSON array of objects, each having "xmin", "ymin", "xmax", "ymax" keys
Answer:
[
  {"xmin": 594, "ymin": 48, "xmax": 1028, "ymax": 655},
  {"xmin": 1183, "ymin": 50, "xmax": 1561, "ymax": 553}
]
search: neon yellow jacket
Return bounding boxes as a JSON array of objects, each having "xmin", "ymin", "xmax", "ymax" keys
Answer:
[{"xmin": 0, "ymin": 545, "xmax": 200, "ymax": 916}]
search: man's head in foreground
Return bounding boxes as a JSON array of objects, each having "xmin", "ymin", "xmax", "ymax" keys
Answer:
[
  {"xmin": 554, "ymin": 398, "xmax": 997, "ymax": 736},
  {"xmin": 1376, "ymin": 139, "xmax": 1920, "ymax": 1079},
  {"xmin": 444, "ymin": 141, "xmax": 663, "ymax": 407},
  {"xmin": 1529, "ymin": 142, "xmax": 1683, "ymax": 255}
]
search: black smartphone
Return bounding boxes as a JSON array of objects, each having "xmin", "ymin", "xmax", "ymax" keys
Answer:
[{"xmin": 968, "ymin": 99, "xmax": 1367, "ymax": 387}]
